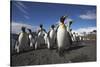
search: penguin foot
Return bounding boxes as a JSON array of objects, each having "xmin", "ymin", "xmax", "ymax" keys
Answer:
[
  {"xmin": 35, "ymin": 48, "xmax": 37, "ymax": 50},
  {"xmin": 58, "ymin": 50, "xmax": 65, "ymax": 57},
  {"xmin": 16, "ymin": 49, "xmax": 19, "ymax": 53},
  {"xmin": 58, "ymin": 52, "xmax": 64, "ymax": 57}
]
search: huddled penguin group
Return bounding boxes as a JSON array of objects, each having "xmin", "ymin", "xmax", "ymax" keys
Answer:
[
  {"xmin": 14, "ymin": 15, "xmax": 81, "ymax": 56},
  {"xmin": 72, "ymin": 32, "xmax": 80, "ymax": 42}
]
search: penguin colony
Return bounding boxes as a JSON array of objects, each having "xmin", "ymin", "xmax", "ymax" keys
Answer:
[{"xmin": 14, "ymin": 16, "xmax": 81, "ymax": 56}]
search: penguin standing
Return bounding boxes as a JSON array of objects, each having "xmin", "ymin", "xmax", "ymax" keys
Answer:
[
  {"xmin": 65, "ymin": 21, "xmax": 73, "ymax": 46},
  {"xmin": 44, "ymin": 32, "xmax": 50, "ymax": 48},
  {"xmin": 76, "ymin": 33, "xmax": 80, "ymax": 42},
  {"xmin": 72, "ymin": 32, "xmax": 77, "ymax": 42},
  {"xmin": 79, "ymin": 36, "xmax": 83, "ymax": 41},
  {"xmin": 28, "ymin": 29, "xmax": 35, "ymax": 48},
  {"xmin": 48, "ymin": 25, "xmax": 56, "ymax": 49},
  {"xmin": 35, "ymin": 24, "xmax": 46, "ymax": 49},
  {"xmin": 15, "ymin": 27, "xmax": 29, "ymax": 53},
  {"xmin": 69, "ymin": 29, "xmax": 74, "ymax": 44},
  {"xmin": 57, "ymin": 16, "xmax": 70, "ymax": 56}
]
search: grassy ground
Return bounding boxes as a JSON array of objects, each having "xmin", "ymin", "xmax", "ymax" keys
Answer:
[{"xmin": 11, "ymin": 40, "xmax": 96, "ymax": 66}]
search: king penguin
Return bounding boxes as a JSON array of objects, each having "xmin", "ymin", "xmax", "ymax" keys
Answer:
[
  {"xmin": 66, "ymin": 21, "xmax": 73, "ymax": 46},
  {"xmin": 15, "ymin": 27, "xmax": 29, "ymax": 53},
  {"xmin": 35, "ymin": 24, "xmax": 46, "ymax": 49},
  {"xmin": 28, "ymin": 29, "xmax": 35, "ymax": 48},
  {"xmin": 72, "ymin": 32, "xmax": 77, "ymax": 42},
  {"xmin": 48, "ymin": 25, "xmax": 56, "ymax": 49},
  {"xmin": 57, "ymin": 16, "xmax": 70, "ymax": 56}
]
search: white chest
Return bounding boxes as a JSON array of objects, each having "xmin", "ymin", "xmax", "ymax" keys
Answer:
[
  {"xmin": 38, "ymin": 31, "xmax": 44, "ymax": 37},
  {"xmin": 57, "ymin": 26, "xmax": 67, "ymax": 47},
  {"xmin": 18, "ymin": 33, "xmax": 28, "ymax": 45},
  {"xmin": 49, "ymin": 30, "xmax": 55, "ymax": 39},
  {"xmin": 29, "ymin": 34, "xmax": 32, "ymax": 39}
]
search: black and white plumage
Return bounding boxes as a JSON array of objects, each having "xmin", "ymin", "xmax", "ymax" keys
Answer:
[
  {"xmin": 72, "ymin": 32, "xmax": 80, "ymax": 42},
  {"xmin": 28, "ymin": 29, "xmax": 36, "ymax": 48},
  {"xmin": 57, "ymin": 16, "xmax": 71, "ymax": 56},
  {"xmin": 72, "ymin": 32, "xmax": 77, "ymax": 42},
  {"xmin": 43, "ymin": 32, "xmax": 50, "ymax": 48},
  {"xmin": 76, "ymin": 33, "xmax": 80, "ymax": 42},
  {"xmin": 15, "ymin": 27, "xmax": 29, "ymax": 53},
  {"xmin": 66, "ymin": 21, "xmax": 73, "ymax": 45},
  {"xmin": 47, "ymin": 25, "xmax": 56, "ymax": 49},
  {"xmin": 35, "ymin": 24, "xmax": 46, "ymax": 49}
]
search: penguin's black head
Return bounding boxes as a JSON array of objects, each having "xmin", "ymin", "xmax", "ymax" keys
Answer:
[
  {"xmin": 73, "ymin": 32, "xmax": 75, "ymax": 34},
  {"xmin": 40, "ymin": 24, "xmax": 43, "ymax": 28},
  {"xmin": 28, "ymin": 29, "xmax": 32, "ymax": 33},
  {"xmin": 70, "ymin": 29, "xmax": 72, "ymax": 31},
  {"xmin": 60, "ymin": 16, "xmax": 67, "ymax": 23},
  {"xmin": 51, "ymin": 25, "xmax": 55, "ymax": 29},
  {"xmin": 21, "ymin": 27, "xmax": 26, "ymax": 32}
]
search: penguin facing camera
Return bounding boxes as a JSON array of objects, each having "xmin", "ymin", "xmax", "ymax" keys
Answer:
[
  {"xmin": 47, "ymin": 24, "xmax": 56, "ymax": 49},
  {"xmin": 56, "ymin": 16, "xmax": 71, "ymax": 56},
  {"xmin": 15, "ymin": 27, "xmax": 29, "ymax": 53},
  {"xmin": 35, "ymin": 24, "xmax": 46, "ymax": 49},
  {"xmin": 27, "ymin": 29, "xmax": 36, "ymax": 48}
]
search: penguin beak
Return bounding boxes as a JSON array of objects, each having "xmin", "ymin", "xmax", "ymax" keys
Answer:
[{"xmin": 63, "ymin": 16, "xmax": 67, "ymax": 20}]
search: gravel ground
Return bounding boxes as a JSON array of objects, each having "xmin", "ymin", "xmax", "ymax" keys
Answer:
[{"xmin": 11, "ymin": 40, "xmax": 96, "ymax": 66}]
